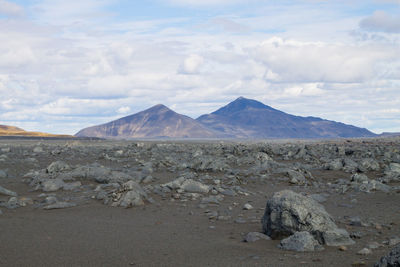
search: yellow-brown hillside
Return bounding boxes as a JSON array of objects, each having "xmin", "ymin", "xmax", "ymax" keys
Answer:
[{"xmin": 0, "ymin": 125, "xmax": 74, "ymax": 138}]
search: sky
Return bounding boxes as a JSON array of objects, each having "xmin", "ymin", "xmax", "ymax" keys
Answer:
[{"xmin": 0, "ymin": 0, "xmax": 399, "ymax": 135}]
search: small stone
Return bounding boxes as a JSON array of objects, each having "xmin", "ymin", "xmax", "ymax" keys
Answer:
[
  {"xmin": 352, "ymin": 261, "xmax": 366, "ymax": 266},
  {"xmin": 235, "ymin": 218, "xmax": 247, "ymax": 224},
  {"xmin": 33, "ymin": 146, "xmax": 44, "ymax": 153},
  {"xmin": 350, "ymin": 231, "xmax": 364, "ymax": 239},
  {"xmin": 339, "ymin": 246, "xmax": 347, "ymax": 251},
  {"xmin": 244, "ymin": 232, "xmax": 271, "ymax": 242},
  {"xmin": 44, "ymin": 202, "xmax": 76, "ymax": 210},
  {"xmin": 18, "ymin": 197, "xmax": 33, "ymax": 206},
  {"xmin": 357, "ymin": 248, "xmax": 372, "ymax": 255},
  {"xmin": 349, "ymin": 216, "xmax": 363, "ymax": 227},
  {"xmin": 201, "ymin": 195, "xmax": 223, "ymax": 205},
  {"xmin": 243, "ymin": 203, "xmax": 253, "ymax": 210}
]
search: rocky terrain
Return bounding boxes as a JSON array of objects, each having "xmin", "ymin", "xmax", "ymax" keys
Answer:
[{"xmin": 0, "ymin": 137, "xmax": 399, "ymax": 266}]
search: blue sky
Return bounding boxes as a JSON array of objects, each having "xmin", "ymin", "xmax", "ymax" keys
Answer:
[{"xmin": 0, "ymin": 0, "xmax": 399, "ymax": 134}]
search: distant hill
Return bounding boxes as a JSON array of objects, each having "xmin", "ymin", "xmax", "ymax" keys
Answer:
[
  {"xmin": 196, "ymin": 97, "xmax": 376, "ymax": 139},
  {"xmin": 379, "ymin": 132, "xmax": 400, "ymax": 137},
  {"xmin": 75, "ymin": 104, "xmax": 221, "ymax": 139},
  {"xmin": 0, "ymin": 125, "xmax": 73, "ymax": 138}
]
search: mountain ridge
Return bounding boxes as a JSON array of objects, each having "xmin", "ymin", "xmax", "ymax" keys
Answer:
[
  {"xmin": 75, "ymin": 97, "xmax": 377, "ymax": 139},
  {"xmin": 75, "ymin": 104, "xmax": 221, "ymax": 139},
  {"xmin": 196, "ymin": 97, "xmax": 375, "ymax": 139}
]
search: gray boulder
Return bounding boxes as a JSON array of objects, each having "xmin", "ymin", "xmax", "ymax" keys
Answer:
[
  {"xmin": 262, "ymin": 190, "xmax": 354, "ymax": 246},
  {"xmin": 351, "ymin": 173, "xmax": 369, "ymax": 183},
  {"xmin": 0, "ymin": 185, "xmax": 17, "ymax": 197},
  {"xmin": 374, "ymin": 243, "xmax": 400, "ymax": 267},
  {"xmin": 46, "ymin": 161, "xmax": 70, "ymax": 174},
  {"xmin": 33, "ymin": 146, "xmax": 44, "ymax": 153},
  {"xmin": 384, "ymin": 163, "xmax": 400, "ymax": 182},
  {"xmin": 180, "ymin": 179, "xmax": 210, "ymax": 193},
  {"xmin": 324, "ymin": 158, "xmax": 344, "ymax": 171},
  {"xmin": 42, "ymin": 179, "xmax": 65, "ymax": 192},
  {"xmin": 287, "ymin": 170, "xmax": 306, "ymax": 185},
  {"xmin": 279, "ymin": 231, "xmax": 322, "ymax": 252},
  {"xmin": 107, "ymin": 180, "xmax": 148, "ymax": 208},
  {"xmin": 0, "ymin": 170, "xmax": 8, "ymax": 179},
  {"xmin": 359, "ymin": 158, "xmax": 380, "ymax": 172}
]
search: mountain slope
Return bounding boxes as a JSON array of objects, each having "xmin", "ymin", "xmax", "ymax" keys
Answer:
[
  {"xmin": 0, "ymin": 125, "xmax": 73, "ymax": 138},
  {"xmin": 196, "ymin": 97, "xmax": 376, "ymax": 138},
  {"xmin": 75, "ymin": 104, "xmax": 220, "ymax": 139}
]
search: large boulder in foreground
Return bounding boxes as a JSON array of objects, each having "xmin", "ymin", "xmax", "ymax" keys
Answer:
[
  {"xmin": 262, "ymin": 190, "xmax": 354, "ymax": 246},
  {"xmin": 375, "ymin": 243, "xmax": 400, "ymax": 267}
]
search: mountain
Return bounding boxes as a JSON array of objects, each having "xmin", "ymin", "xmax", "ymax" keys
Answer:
[
  {"xmin": 196, "ymin": 97, "xmax": 376, "ymax": 139},
  {"xmin": 0, "ymin": 125, "xmax": 73, "ymax": 138},
  {"xmin": 75, "ymin": 104, "xmax": 220, "ymax": 139}
]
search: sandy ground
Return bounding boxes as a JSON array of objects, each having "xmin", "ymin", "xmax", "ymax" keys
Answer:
[{"xmin": 0, "ymin": 138, "xmax": 399, "ymax": 267}]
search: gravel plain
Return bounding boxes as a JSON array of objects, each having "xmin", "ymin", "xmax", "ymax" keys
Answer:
[{"xmin": 0, "ymin": 137, "xmax": 399, "ymax": 266}]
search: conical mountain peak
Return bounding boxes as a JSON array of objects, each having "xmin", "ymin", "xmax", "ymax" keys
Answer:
[{"xmin": 212, "ymin": 96, "xmax": 274, "ymax": 116}]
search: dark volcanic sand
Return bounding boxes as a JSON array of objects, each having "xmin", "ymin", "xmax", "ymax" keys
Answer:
[{"xmin": 0, "ymin": 138, "xmax": 399, "ymax": 267}]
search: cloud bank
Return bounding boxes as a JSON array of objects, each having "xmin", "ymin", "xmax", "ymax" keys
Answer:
[{"xmin": 0, "ymin": 0, "xmax": 399, "ymax": 134}]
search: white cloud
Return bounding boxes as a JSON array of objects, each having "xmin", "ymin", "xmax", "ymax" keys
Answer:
[
  {"xmin": 179, "ymin": 54, "xmax": 204, "ymax": 74},
  {"xmin": 360, "ymin": 10, "xmax": 400, "ymax": 33},
  {"xmin": 0, "ymin": 0, "xmax": 24, "ymax": 17},
  {"xmin": 117, "ymin": 106, "xmax": 131, "ymax": 114},
  {"xmin": 252, "ymin": 37, "xmax": 394, "ymax": 83}
]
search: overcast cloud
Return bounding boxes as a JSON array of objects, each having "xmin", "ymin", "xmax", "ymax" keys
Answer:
[{"xmin": 0, "ymin": 0, "xmax": 399, "ymax": 134}]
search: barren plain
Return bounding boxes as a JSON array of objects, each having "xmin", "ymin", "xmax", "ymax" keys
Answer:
[{"xmin": 0, "ymin": 137, "xmax": 399, "ymax": 266}]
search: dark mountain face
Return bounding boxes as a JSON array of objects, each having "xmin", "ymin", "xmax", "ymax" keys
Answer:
[
  {"xmin": 196, "ymin": 97, "xmax": 376, "ymax": 139},
  {"xmin": 75, "ymin": 104, "xmax": 220, "ymax": 139}
]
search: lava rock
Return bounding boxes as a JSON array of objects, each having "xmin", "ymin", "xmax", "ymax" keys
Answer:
[
  {"xmin": 244, "ymin": 232, "xmax": 271, "ymax": 242},
  {"xmin": 262, "ymin": 190, "xmax": 354, "ymax": 246},
  {"xmin": 375, "ymin": 243, "xmax": 400, "ymax": 267},
  {"xmin": 0, "ymin": 185, "xmax": 17, "ymax": 197},
  {"xmin": 279, "ymin": 231, "xmax": 323, "ymax": 252}
]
